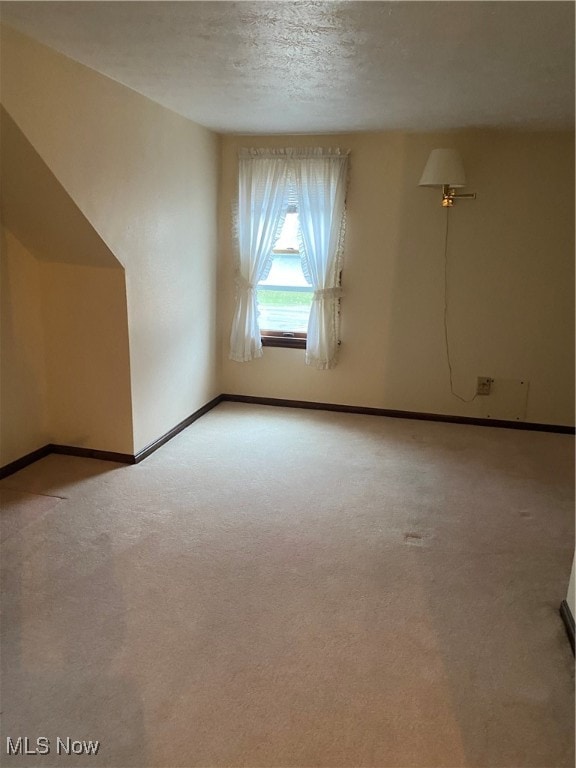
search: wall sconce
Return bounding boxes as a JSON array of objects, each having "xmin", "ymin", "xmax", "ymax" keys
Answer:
[{"xmin": 419, "ymin": 149, "xmax": 476, "ymax": 207}]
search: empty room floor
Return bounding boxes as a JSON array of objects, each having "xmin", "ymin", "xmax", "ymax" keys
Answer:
[{"xmin": 1, "ymin": 402, "xmax": 574, "ymax": 767}]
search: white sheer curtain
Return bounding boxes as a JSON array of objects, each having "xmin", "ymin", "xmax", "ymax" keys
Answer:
[
  {"xmin": 294, "ymin": 149, "xmax": 349, "ymax": 369},
  {"xmin": 229, "ymin": 151, "xmax": 290, "ymax": 362}
]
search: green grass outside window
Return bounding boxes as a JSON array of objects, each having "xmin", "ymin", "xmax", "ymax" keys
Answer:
[{"xmin": 257, "ymin": 289, "xmax": 313, "ymax": 307}]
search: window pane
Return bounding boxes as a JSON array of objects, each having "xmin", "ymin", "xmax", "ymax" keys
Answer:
[
  {"xmin": 259, "ymin": 254, "xmax": 311, "ymax": 288},
  {"xmin": 257, "ymin": 287, "xmax": 313, "ymax": 333},
  {"xmin": 257, "ymin": 213, "xmax": 312, "ymax": 334}
]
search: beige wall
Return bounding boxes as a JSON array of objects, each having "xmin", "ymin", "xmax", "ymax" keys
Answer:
[
  {"xmin": 1, "ymin": 24, "xmax": 220, "ymax": 454},
  {"xmin": 42, "ymin": 261, "xmax": 133, "ymax": 454},
  {"xmin": 218, "ymin": 132, "xmax": 574, "ymax": 426},
  {"xmin": 0, "ymin": 227, "xmax": 133, "ymax": 460},
  {"xmin": 0, "ymin": 227, "xmax": 49, "ymax": 465}
]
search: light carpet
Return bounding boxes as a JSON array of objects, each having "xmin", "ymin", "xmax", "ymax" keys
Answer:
[{"xmin": 1, "ymin": 402, "xmax": 574, "ymax": 767}]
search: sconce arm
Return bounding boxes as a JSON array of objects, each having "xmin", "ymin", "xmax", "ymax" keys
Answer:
[{"xmin": 441, "ymin": 185, "xmax": 477, "ymax": 207}]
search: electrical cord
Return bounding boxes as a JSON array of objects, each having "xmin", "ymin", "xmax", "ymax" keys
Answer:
[{"xmin": 442, "ymin": 207, "xmax": 478, "ymax": 404}]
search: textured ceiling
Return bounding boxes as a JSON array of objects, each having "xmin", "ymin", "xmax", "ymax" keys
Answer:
[{"xmin": 1, "ymin": 1, "xmax": 574, "ymax": 134}]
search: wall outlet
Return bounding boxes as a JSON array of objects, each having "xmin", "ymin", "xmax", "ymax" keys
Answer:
[{"xmin": 477, "ymin": 376, "xmax": 493, "ymax": 396}]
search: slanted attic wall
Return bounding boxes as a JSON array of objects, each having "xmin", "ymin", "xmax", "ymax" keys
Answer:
[
  {"xmin": 1, "ymin": 108, "xmax": 133, "ymax": 460},
  {"xmin": 1, "ymin": 24, "xmax": 220, "ymax": 455}
]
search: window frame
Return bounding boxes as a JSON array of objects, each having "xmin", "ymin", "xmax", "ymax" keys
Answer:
[{"xmin": 257, "ymin": 209, "xmax": 312, "ymax": 349}]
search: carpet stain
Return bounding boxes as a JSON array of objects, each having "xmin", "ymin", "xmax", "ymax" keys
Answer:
[{"xmin": 404, "ymin": 532, "xmax": 424, "ymax": 545}]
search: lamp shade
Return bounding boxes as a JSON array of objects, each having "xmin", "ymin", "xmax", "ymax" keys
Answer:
[{"xmin": 419, "ymin": 149, "xmax": 466, "ymax": 188}]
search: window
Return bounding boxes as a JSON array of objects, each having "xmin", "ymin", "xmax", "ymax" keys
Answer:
[
  {"xmin": 257, "ymin": 209, "xmax": 312, "ymax": 349},
  {"xmin": 229, "ymin": 148, "xmax": 349, "ymax": 368}
]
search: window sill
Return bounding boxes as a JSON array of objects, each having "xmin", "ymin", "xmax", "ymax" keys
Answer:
[{"xmin": 261, "ymin": 335, "xmax": 306, "ymax": 350}]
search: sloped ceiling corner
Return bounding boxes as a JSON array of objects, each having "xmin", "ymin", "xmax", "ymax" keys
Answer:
[{"xmin": 0, "ymin": 106, "xmax": 122, "ymax": 270}]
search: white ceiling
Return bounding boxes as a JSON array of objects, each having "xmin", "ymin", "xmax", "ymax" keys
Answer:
[{"xmin": 1, "ymin": 1, "xmax": 574, "ymax": 134}]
